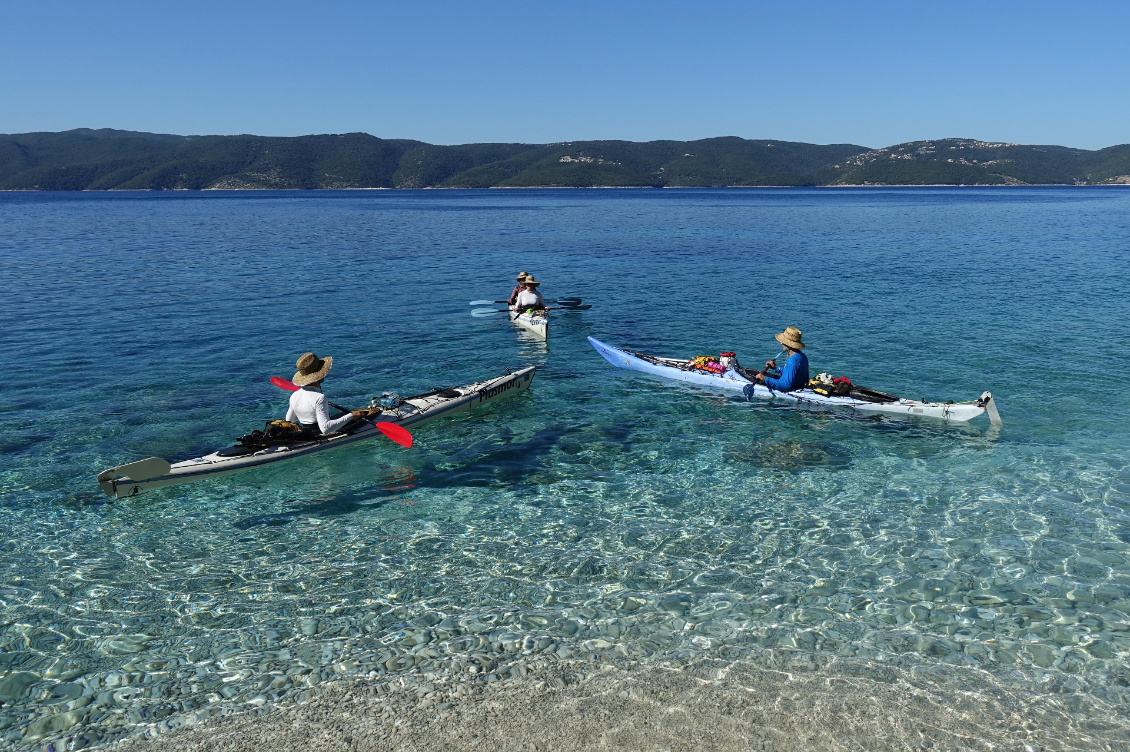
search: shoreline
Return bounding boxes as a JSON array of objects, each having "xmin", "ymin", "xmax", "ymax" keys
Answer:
[
  {"xmin": 2, "ymin": 183, "xmax": 1130, "ymax": 193},
  {"xmin": 110, "ymin": 653, "xmax": 1112, "ymax": 752}
]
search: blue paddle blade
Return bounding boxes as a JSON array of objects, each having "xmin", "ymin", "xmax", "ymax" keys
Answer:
[
  {"xmin": 471, "ymin": 308, "xmax": 509, "ymax": 316},
  {"xmin": 469, "ymin": 299, "xmax": 502, "ymax": 305}
]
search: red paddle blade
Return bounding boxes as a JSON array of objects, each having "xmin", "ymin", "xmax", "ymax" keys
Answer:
[
  {"xmin": 375, "ymin": 422, "xmax": 413, "ymax": 448},
  {"xmin": 270, "ymin": 376, "xmax": 299, "ymax": 392}
]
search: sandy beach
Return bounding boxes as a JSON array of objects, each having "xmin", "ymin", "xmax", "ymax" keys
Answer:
[{"xmin": 114, "ymin": 653, "xmax": 1106, "ymax": 752}]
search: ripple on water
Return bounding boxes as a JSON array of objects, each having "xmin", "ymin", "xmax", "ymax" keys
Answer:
[{"xmin": 2, "ymin": 189, "xmax": 1130, "ymax": 749}]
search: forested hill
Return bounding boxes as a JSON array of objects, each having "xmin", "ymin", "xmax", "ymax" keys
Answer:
[{"xmin": 2, "ymin": 129, "xmax": 1129, "ymax": 189}]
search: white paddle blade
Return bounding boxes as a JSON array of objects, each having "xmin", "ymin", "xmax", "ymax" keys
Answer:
[
  {"xmin": 96, "ymin": 457, "xmax": 172, "ymax": 496},
  {"xmin": 471, "ymin": 308, "xmax": 508, "ymax": 316},
  {"xmin": 985, "ymin": 393, "xmax": 1003, "ymax": 427},
  {"xmin": 101, "ymin": 457, "xmax": 172, "ymax": 481},
  {"xmin": 469, "ymin": 300, "xmax": 499, "ymax": 306}
]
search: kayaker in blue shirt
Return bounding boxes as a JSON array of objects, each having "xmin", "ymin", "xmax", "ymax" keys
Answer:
[{"xmin": 752, "ymin": 326, "xmax": 809, "ymax": 391}]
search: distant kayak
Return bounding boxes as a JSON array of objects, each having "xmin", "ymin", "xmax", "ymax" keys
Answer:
[
  {"xmin": 97, "ymin": 367, "xmax": 536, "ymax": 498},
  {"xmin": 510, "ymin": 309, "xmax": 548, "ymax": 339},
  {"xmin": 588, "ymin": 336, "xmax": 1001, "ymax": 425}
]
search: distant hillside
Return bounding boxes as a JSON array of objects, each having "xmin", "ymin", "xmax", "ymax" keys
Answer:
[
  {"xmin": 1, "ymin": 130, "xmax": 1128, "ymax": 189},
  {"xmin": 815, "ymin": 139, "xmax": 1130, "ymax": 186}
]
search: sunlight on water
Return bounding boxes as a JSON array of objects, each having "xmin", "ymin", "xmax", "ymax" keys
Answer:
[{"xmin": 1, "ymin": 188, "xmax": 1129, "ymax": 749}]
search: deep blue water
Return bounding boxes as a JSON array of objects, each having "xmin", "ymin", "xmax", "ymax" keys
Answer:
[{"xmin": 2, "ymin": 188, "xmax": 1129, "ymax": 749}]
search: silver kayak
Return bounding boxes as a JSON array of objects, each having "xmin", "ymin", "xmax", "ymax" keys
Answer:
[
  {"xmin": 509, "ymin": 309, "xmax": 548, "ymax": 339},
  {"xmin": 588, "ymin": 336, "xmax": 1000, "ymax": 425},
  {"xmin": 97, "ymin": 367, "xmax": 536, "ymax": 498}
]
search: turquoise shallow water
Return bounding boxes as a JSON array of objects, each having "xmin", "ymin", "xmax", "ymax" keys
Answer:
[{"xmin": 2, "ymin": 188, "xmax": 1130, "ymax": 749}]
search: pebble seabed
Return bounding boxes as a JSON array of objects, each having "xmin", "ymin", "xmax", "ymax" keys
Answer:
[
  {"xmin": 101, "ymin": 648, "xmax": 1118, "ymax": 752},
  {"xmin": 8, "ymin": 619, "xmax": 1098, "ymax": 752}
]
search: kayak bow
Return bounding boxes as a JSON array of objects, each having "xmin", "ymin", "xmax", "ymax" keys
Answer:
[
  {"xmin": 96, "ymin": 367, "xmax": 536, "ymax": 498},
  {"xmin": 588, "ymin": 336, "xmax": 1000, "ymax": 425},
  {"xmin": 509, "ymin": 309, "xmax": 548, "ymax": 339}
]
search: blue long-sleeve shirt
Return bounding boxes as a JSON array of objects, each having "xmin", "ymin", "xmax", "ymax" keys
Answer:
[{"xmin": 764, "ymin": 351, "xmax": 809, "ymax": 392}]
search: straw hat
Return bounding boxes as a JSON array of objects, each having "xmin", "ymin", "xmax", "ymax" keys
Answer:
[
  {"xmin": 516, "ymin": 271, "xmax": 529, "ymax": 281},
  {"xmin": 293, "ymin": 352, "xmax": 333, "ymax": 386},
  {"xmin": 522, "ymin": 275, "xmax": 541, "ymax": 286},
  {"xmin": 775, "ymin": 326, "xmax": 805, "ymax": 350}
]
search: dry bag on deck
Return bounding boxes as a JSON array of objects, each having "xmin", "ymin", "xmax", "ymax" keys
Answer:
[{"xmin": 238, "ymin": 420, "xmax": 316, "ymax": 448}]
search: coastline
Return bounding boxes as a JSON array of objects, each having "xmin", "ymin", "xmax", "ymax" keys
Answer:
[
  {"xmin": 3, "ymin": 183, "xmax": 1130, "ymax": 193},
  {"xmin": 111, "ymin": 653, "xmax": 1111, "ymax": 752}
]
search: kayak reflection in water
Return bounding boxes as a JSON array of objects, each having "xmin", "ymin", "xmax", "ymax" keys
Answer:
[
  {"xmin": 752, "ymin": 326, "xmax": 810, "ymax": 392},
  {"xmin": 507, "ymin": 271, "xmax": 530, "ymax": 306},
  {"xmin": 512, "ymin": 275, "xmax": 547, "ymax": 312},
  {"xmin": 285, "ymin": 352, "xmax": 374, "ymax": 436}
]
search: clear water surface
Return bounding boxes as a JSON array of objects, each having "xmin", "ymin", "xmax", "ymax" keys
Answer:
[{"xmin": 1, "ymin": 188, "xmax": 1129, "ymax": 749}]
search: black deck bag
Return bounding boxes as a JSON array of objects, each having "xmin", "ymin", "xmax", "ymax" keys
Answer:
[
  {"xmin": 238, "ymin": 420, "xmax": 317, "ymax": 448},
  {"xmin": 848, "ymin": 385, "xmax": 900, "ymax": 403}
]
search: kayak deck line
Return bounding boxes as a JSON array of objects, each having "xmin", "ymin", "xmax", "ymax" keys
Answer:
[
  {"xmin": 96, "ymin": 367, "xmax": 537, "ymax": 498},
  {"xmin": 587, "ymin": 336, "xmax": 1001, "ymax": 425},
  {"xmin": 509, "ymin": 309, "xmax": 548, "ymax": 339}
]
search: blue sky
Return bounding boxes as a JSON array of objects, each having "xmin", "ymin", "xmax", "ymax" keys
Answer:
[{"xmin": 2, "ymin": 0, "xmax": 1127, "ymax": 149}]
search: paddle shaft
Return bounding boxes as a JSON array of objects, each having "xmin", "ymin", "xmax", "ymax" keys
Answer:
[
  {"xmin": 473, "ymin": 304, "xmax": 589, "ymax": 316},
  {"xmin": 470, "ymin": 297, "xmax": 580, "ymax": 305}
]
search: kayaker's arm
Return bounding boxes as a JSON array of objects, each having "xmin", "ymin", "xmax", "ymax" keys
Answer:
[
  {"xmin": 763, "ymin": 352, "xmax": 809, "ymax": 392},
  {"xmin": 313, "ymin": 393, "xmax": 355, "ymax": 434},
  {"xmin": 752, "ymin": 360, "xmax": 781, "ymax": 384}
]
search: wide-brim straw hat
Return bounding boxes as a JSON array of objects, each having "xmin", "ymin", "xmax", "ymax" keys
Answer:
[
  {"xmin": 775, "ymin": 326, "xmax": 805, "ymax": 350},
  {"xmin": 293, "ymin": 352, "xmax": 333, "ymax": 386},
  {"xmin": 522, "ymin": 275, "xmax": 541, "ymax": 286},
  {"xmin": 516, "ymin": 271, "xmax": 529, "ymax": 281}
]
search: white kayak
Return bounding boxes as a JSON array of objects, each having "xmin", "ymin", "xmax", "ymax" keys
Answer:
[
  {"xmin": 510, "ymin": 309, "xmax": 548, "ymax": 339},
  {"xmin": 588, "ymin": 336, "xmax": 1001, "ymax": 425},
  {"xmin": 97, "ymin": 367, "xmax": 536, "ymax": 498}
]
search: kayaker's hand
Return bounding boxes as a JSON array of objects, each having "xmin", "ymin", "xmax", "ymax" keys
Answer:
[{"xmin": 765, "ymin": 360, "xmax": 776, "ymax": 370}]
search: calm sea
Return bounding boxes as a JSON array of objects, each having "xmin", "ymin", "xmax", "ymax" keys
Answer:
[{"xmin": 2, "ymin": 188, "xmax": 1129, "ymax": 749}]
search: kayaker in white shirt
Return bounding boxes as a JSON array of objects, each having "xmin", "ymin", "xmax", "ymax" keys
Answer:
[
  {"xmin": 284, "ymin": 352, "xmax": 373, "ymax": 435},
  {"xmin": 512, "ymin": 275, "xmax": 547, "ymax": 311}
]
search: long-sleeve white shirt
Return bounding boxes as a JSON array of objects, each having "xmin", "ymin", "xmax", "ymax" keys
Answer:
[
  {"xmin": 514, "ymin": 289, "xmax": 544, "ymax": 309},
  {"xmin": 285, "ymin": 387, "xmax": 353, "ymax": 434}
]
